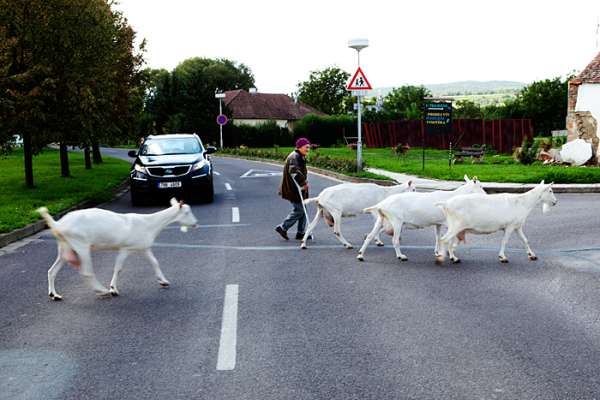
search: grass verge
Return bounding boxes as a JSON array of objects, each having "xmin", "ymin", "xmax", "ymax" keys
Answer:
[
  {"xmin": 1, "ymin": 149, "xmax": 130, "ymax": 233},
  {"xmin": 229, "ymin": 147, "xmax": 600, "ymax": 184}
]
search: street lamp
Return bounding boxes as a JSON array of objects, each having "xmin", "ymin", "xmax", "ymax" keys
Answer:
[
  {"xmin": 215, "ymin": 90, "xmax": 226, "ymax": 149},
  {"xmin": 348, "ymin": 38, "xmax": 369, "ymax": 170}
]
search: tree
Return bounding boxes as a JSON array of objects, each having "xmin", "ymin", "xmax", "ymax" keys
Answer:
[
  {"xmin": 0, "ymin": 0, "xmax": 144, "ymax": 183},
  {"xmin": 453, "ymin": 100, "xmax": 482, "ymax": 119},
  {"xmin": 143, "ymin": 58, "xmax": 254, "ymax": 140},
  {"xmin": 515, "ymin": 76, "xmax": 569, "ymax": 135},
  {"xmin": 382, "ymin": 85, "xmax": 432, "ymax": 120},
  {"xmin": 297, "ymin": 66, "xmax": 350, "ymax": 115}
]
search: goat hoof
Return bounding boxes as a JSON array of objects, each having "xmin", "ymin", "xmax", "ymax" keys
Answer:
[
  {"xmin": 499, "ymin": 258, "xmax": 509, "ymax": 264},
  {"xmin": 110, "ymin": 290, "xmax": 119, "ymax": 297},
  {"xmin": 159, "ymin": 282, "xmax": 170, "ymax": 288},
  {"xmin": 452, "ymin": 258, "xmax": 461, "ymax": 264},
  {"xmin": 398, "ymin": 256, "xmax": 408, "ymax": 262},
  {"xmin": 300, "ymin": 243, "xmax": 307, "ymax": 249},
  {"xmin": 528, "ymin": 255, "xmax": 538, "ymax": 261},
  {"xmin": 376, "ymin": 242, "xmax": 384, "ymax": 247},
  {"xmin": 49, "ymin": 293, "xmax": 63, "ymax": 301},
  {"xmin": 357, "ymin": 255, "xmax": 364, "ymax": 262},
  {"xmin": 345, "ymin": 245, "xmax": 354, "ymax": 249}
]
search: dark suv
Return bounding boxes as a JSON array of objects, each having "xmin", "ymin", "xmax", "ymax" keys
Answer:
[{"xmin": 128, "ymin": 133, "xmax": 216, "ymax": 206}]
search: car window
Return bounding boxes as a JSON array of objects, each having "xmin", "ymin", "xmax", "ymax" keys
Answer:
[{"xmin": 140, "ymin": 138, "xmax": 203, "ymax": 155}]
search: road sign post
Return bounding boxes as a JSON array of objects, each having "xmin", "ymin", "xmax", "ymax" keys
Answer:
[
  {"xmin": 215, "ymin": 92, "xmax": 226, "ymax": 148},
  {"xmin": 347, "ymin": 66, "xmax": 372, "ymax": 171}
]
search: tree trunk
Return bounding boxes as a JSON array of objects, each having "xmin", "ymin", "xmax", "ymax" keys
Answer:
[
  {"xmin": 23, "ymin": 132, "xmax": 34, "ymax": 188},
  {"xmin": 92, "ymin": 141, "xmax": 103, "ymax": 164},
  {"xmin": 84, "ymin": 147, "xmax": 92, "ymax": 169},
  {"xmin": 59, "ymin": 142, "xmax": 70, "ymax": 177}
]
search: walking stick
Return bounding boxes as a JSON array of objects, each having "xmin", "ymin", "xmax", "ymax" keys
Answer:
[{"xmin": 292, "ymin": 175, "xmax": 313, "ymax": 239}]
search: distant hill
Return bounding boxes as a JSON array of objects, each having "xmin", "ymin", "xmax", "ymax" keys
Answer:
[{"xmin": 371, "ymin": 80, "xmax": 527, "ymax": 98}]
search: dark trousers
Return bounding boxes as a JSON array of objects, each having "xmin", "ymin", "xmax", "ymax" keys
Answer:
[{"xmin": 281, "ymin": 202, "xmax": 306, "ymax": 234}]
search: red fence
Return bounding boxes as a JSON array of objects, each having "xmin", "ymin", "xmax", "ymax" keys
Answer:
[{"xmin": 363, "ymin": 119, "xmax": 533, "ymax": 153}]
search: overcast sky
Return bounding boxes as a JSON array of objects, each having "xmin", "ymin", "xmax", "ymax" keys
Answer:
[{"xmin": 115, "ymin": 0, "xmax": 600, "ymax": 94}]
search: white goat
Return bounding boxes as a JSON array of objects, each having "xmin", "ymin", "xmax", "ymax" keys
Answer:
[
  {"xmin": 301, "ymin": 181, "xmax": 415, "ymax": 249},
  {"xmin": 436, "ymin": 181, "xmax": 557, "ymax": 264},
  {"xmin": 37, "ymin": 198, "xmax": 198, "ymax": 300},
  {"xmin": 357, "ymin": 175, "xmax": 485, "ymax": 262}
]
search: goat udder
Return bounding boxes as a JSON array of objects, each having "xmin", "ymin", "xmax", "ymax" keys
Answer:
[
  {"xmin": 62, "ymin": 248, "xmax": 81, "ymax": 270},
  {"xmin": 457, "ymin": 230, "xmax": 466, "ymax": 243}
]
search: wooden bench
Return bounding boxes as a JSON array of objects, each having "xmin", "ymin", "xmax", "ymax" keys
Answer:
[{"xmin": 454, "ymin": 147, "xmax": 484, "ymax": 163}]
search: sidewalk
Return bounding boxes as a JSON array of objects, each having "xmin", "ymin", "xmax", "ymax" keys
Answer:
[{"xmin": 366, "ymin": 167, "xmax": 600, "ymax": 193}]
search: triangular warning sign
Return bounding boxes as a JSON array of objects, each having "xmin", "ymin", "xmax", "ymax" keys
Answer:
[{"xmin": 347, "ymin": 67, "xmax": 372, "ymax": 90}]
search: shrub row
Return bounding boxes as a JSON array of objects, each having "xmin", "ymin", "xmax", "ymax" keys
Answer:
[{"xmin": 220, "ymin": 147, "xmax": 362, "ymax": 174}]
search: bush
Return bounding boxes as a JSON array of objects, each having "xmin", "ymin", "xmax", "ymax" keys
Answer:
[
  {"xmin": 219, "ymin": 147, "xmax": 362, "ymax": 174},
  {"xmin": 223, "ymin": 121, "xmax": 293, "ymax": 148},
  {"xmin": 292, "ymin": 114, "xmax": 357, "ymax": 147}
]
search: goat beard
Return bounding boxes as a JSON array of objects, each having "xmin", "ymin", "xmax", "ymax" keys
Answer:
[{"xmin": 180, "ymin": 225, "xmax": 189, "ymax": 233}]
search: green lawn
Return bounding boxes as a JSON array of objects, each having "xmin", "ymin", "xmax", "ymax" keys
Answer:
[
  {"xmin": 248, "ymin": 147, "xmax": 600, "ymax": 184},
  {"xmin": 0, "ymin": 149, "xmax": 130, "ymax": 233}
]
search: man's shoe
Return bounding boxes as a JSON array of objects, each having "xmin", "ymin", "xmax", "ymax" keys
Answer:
[
  {"xmin": 296, "ymin": 233, "xmax": 313, "ymax": 240},
  {"xmin": 275, "ymin": 226, "xmax": 289, "ymax": 240}
]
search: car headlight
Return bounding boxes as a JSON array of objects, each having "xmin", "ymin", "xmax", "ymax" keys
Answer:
[
  {"xmin": 192, "ymin": 159, "xmax": 209, "ymax": 171},
  {"xmin": 134, "ymin": 163, "xmax": 148, "ymax": 174}
]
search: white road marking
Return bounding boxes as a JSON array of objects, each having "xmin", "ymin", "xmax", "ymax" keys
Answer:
[
  {"xmin": 240, "ymin": 169, "xmax": 281, "ymax": 178},
  {"xmin": 232, "ymin": 207, "xmax": 240, "ymax": 223},
  {"xmin": 225, "ymin": 183, "xmax": 232, "ymax": 191},
  {"xmin": 213, "ymin": 171, "xmax": 221, "ymax": 176},
  {"xmin": 217, "ymin": 284, "xmax": 239, "ymax": 371}
]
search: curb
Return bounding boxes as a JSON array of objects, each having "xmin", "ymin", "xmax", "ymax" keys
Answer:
[
  {"xmin": 0, "ymin": 179, "xmax": 129, "ymax": 249},
  {"xmin": 218, "ymin": 154, "xmax": 600, "ymax": 193}
]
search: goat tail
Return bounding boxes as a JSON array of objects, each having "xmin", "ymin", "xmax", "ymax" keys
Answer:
[
  {"xmin": 303, "ymin": 197, "xmax": 318, "ymax": 206},
  {"xmin": 37, "ymin": 207, "xmax": 65, "ymax": 242},
  {"xmin": 37, "ymin": 207, "xmax": 56, "ymax": 228},
  {"xmin": 363, "ymin": 205, "xmax": 378, "ymax": 214}
]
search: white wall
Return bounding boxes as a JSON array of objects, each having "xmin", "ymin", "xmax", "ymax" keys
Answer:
[
  {"xmin": 575, "ymin": 84, "xmax": 600, "ymax": 130},
  {"xmin": 233, "ymin": 119, "xmax": 288, "ymax": 129}
]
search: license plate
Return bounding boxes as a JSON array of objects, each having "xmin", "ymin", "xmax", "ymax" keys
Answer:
[{"xmin": 158, "ymin": 181, "xmax": 182, "ymax": 189}]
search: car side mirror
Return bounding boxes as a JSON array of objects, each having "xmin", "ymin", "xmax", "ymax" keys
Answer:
[
  {"xmin": 128, "ymin": 150, "xmax": 138, "ymax": 158},
  {"xmin": 205, "ymin": 146, "xmax": 217, "ymax": 154}
]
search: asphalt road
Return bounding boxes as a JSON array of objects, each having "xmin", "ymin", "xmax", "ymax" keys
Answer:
[{"xmin": 2, "ymin": 150, "xmax": 600, "ymax": 400}]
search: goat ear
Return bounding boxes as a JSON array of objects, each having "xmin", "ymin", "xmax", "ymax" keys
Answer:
[
  {"xmin": 464, "ymin": 174, "xmax": 469, "ymax": 182},
  {"xmin": 170, "ymin": 198, "xmax": 178, "ymax": 207},
  {"xmin": 407, "ymin": 180, "xmax": 412, "ymax": 186},
  {"xmin": 540, "ymin": 180, "xmax": 545, "ymax": 185}
]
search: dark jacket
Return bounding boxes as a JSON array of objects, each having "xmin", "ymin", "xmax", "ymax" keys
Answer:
[{"xmin": 279, "ymin": 150, "xmax": 308, "ymax": 203}]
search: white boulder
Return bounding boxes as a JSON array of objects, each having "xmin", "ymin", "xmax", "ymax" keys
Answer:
[{"xmin": 560, "ymin": 138, "xmax": 592, "ymax": 166}]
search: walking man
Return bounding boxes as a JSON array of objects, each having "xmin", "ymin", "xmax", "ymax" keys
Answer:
[{"xmin": 275, "ymin": 138, "xmax": 312, "ymax": 240}]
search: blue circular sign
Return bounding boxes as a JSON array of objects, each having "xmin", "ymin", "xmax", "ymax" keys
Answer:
[{"xmin": 216, "ymin": 114, "xmax": 228, "ymax": 126}]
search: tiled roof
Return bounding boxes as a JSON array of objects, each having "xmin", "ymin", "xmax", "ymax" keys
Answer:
[
  {"xmin": 574, "ymin": 51, "xmax": 600, "ymax": 84},
  {"xmin": 223, "ymin": 90, "xmax": 325, "ymax": 120}
]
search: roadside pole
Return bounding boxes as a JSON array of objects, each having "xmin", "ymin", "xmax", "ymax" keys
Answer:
[{"xmin": 347, "ymin": 39, "xmax": 371, "ymax": 172}]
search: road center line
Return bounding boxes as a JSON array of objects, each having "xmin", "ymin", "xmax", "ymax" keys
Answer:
[
  {"xmin": 225, "ymin": 183, "xmax": 232, "ymax": 191},
  {"xmin": 213, "ymin": 171, "xmax": 221, "ymax": 176},
  {"xmin": 217, "ymin": 284, "xmax": 239, "ymax": 371},
  {"xmin": 232, "ymin": 207, "xmax": 240, "ymax": 223}
]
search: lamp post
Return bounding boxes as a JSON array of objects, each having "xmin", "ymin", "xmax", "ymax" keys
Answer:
[
  {"xmin": 215, "ymin": 90, "xmax": 226, "ymax": 149},
  {"xmin": 348, "ymin": 38, "xmax": 369, "ymax": 170}
]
